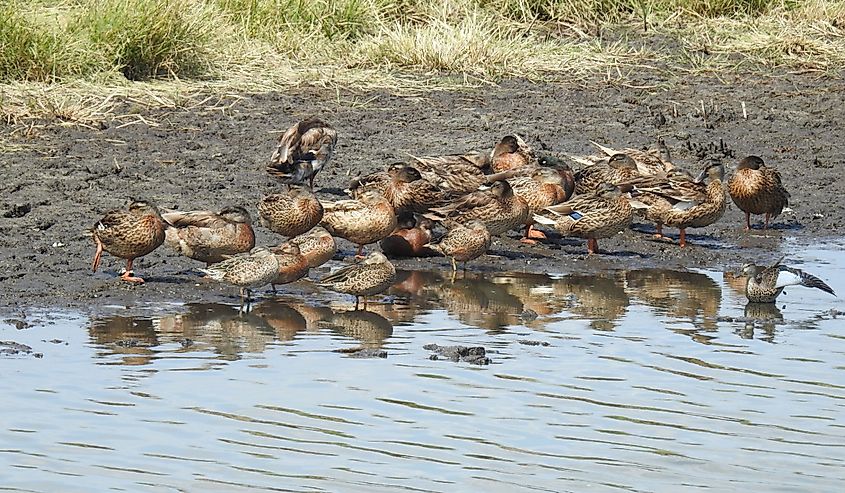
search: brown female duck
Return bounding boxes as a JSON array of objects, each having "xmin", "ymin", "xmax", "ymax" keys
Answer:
[
  {"xmin": 200, "ymin": 247, "xmax": 280, "ymax": 305},
  {"xmin": 267, "ymin": 117, "xmax": 337, "ymax": 189},
  {"xmin": 349, "ymin": 166, "xmax": 445, "ymax": 213},
  {"xmin": 643, "ymin": 161, "xmax": 727, "ymax": 247},
  {"xmin": 488, "ymin": 167, "xmax": 570, "ymax": 243},
  {"xmin": 490, "ymin": 135, "xmax": 535, "ymax": 173},
  {"xmin": 407, "ymin": 152, "xmax": 490, "ymax": 194},
  {"xmin": 379, "ymin": 212, "xmax": 436, "ymax": 258},
  {"xmin": 91, "ymin": 199, "xmax": 167, "ymax": 283},
  {"xmin": 533, "ymin": 183, "xmax": 634, "ymax": 254},
  {"xmin": 574, "ymin": 153, "xmax": 641, "ymax": 195},
  {"xmin": 320, "ymin": 190, "xmax": 397, "ymax": 257},
  {"xmin": 425, "ymin": 180, "xmax": 530, "ymax": 236},
  {"xmin": 163, "ymin": 205, "xmax": 255, "ymax": 265},
  {"xmin": 317, "ymin": 251, "xmax": 397, "ymax": 309},
  {"xmin": 741, "ymin": 256, "xmax": 835, "ymax": 303},
  {"xmin": 587, "ymin": 140, "xmax": 673, "ymax": 176},
  {"xmin": 258, "ymin": 186, "xmax": 324, "ymax": 238},
  {"xmin": 728, "ymin": 155, "xmax": 790, "ymax": 230},
  {"xmin": 427, "ymin": 220, "xmax": 491, "ymax": 273},
  {"xmin": 288, "ymin": 226, "xmax": 337, "ymax": 268},
  {"xmin": 269, "ymin": 242, "xmax": 310, "ymax": 292}
]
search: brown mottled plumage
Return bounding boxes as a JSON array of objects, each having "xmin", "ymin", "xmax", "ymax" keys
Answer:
[
  {"xmin": 645, "ymin": 161, "xmax": 727, "ymax": 247},
  {"xmin": 507, "ymin": 167, "xmax": 569, "ymax": 243},
  {"xmin": 91, "ymin": 199, "xmax": 167, "ymax": 283},
  {"xmin": 728, "ymin": 155, "xmax": 790, "ymax": 230},
  {"xmin": 320, "ymin": 190, "xmax": 397, "ymax": 257},
  {"xmin": 587, "ymin": 140, "xmax": 674, "ymax": 176},
  {"xmin": 163, "ymin": 206, "xmax": 255, "ymax": 265},
  {"xmin": 574, "ymin": 153, "xmax": 641, "ymax": 195},
  {"xmin": 269, "ymin": 242, "xmax": 309, "ymax": 292},
  {"xmin": 741, "ymin": 256, "xmax": 835, "ymax": 303},
  {"xmin": 267, "ymin": 117, "xmax": 337, "ymax": 189},
  {"xmin": 533, "ymin": 183, "xmax": 633, "ymax": 254},
  {"xmin": 379, "ymin": 212, "xmax": 436, "ymax": 258},
  {"xmin": 317, "ymin": 251, "xmax": 397, "ymax": 309},
  {"xmin": 408, "ymin": 152, "xmax": 491, "ymax": 194},
  {"xmin": 349, "ymin": 166, "xmax": 445, "ymax": 213},
  {"xmin": 428, "ymin": 220, "xmax": 491, "ymax": 272},
  {"xmin": 425, "ymin": 180, "xmax": 530, "ymax": 236},
  {"xmin": 258, "ymin": 186, "xmax": 324, "ymax": 238},
  {"xmin": 491, "ymin": 135, "xmax": 535, "ymax": 173},
  {"xmin": 200, "ymin": 247, "xmax": 280, "ymax": 305},
  {"xmin": 288, "ymin": 226, "xmax": 336, "ymax": 269}
]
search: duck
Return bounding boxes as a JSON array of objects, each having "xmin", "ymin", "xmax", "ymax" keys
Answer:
[
  {"xmin": 487, "ymin": 167, "xmax": 570, "ymax": 243},
  {"xmin": 425, "ymin": 180, "xmax": 530, "ymax": 236},
  {"xmin": 728, "ymin": 155, "xmax": 790, "ymax": 231},
  {"xmin": 490, "ymin": 134, "xmax": 535, "ymax": 173},
  {"xmin": 407, "ymin": 152, "xmax": 491, "ymax": 194},
  {"xmin": 288, "ymin": 226, "xmax": 337, "ymax": 269},
  {"xmin": 623, "ymin": 168, "xmax": 697, "ymax": 238},
  {"xmin": 533, "ymin": 183, "xmax": 634, "ymax": 254},
  {"xmin": 348, "ymin": 166, "xmax": 446, "ymax": 213},
  {"xmin": 258, "ymin": 186, "xmax": 324, "ymax": 238},
  {"xmin": 200, "ymin": 247, "xmax": 280, "ymax": 306},
  {"xmin": 585, "ymin": 139, "xmax": 674, "ymax": 176},
  {"xmin": 379, "ymin": 212, "xmax": 436, "ymax": 258},
  {"xmin": 162, "ymin": 205, "xmax": 255, "ymax": 265},
  {"xmin": 91, "ymin": 199, "xmax": 167, "ymax": 283},
  {"xmin": 320, "ymin": 190, "xmax": 397, "ymax": 257},
  {"xmin": 574, "ymin": 153, "xmax": 641, "ymax": 195},
  {"xmin": 427, "ymin": 220, "xmax": 491, "ymax": 273},
  {"xmin": 641, "ymin": 160, "xmax": 727, "ymax": 247},
  {"xmin": 269, "ymin": 242, "xmax": 310, "ymax": 292},
  {"xmin": 267, "ymin": 117, "xmax": 337, "ymax": 189},
  {"xmin": 538, "ymin": 154, "xmax": 576, "ymax": 200},
  {"xmin": 740, "ymin": 256, "xmax": 835, "ymax": 303},
  {"xmin": 317, "ymin": 251, "xmax": 397, "ymax": 309}
]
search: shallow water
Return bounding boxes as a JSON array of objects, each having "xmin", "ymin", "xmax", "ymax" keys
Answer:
[{"xmin": 2, "ymin": 242, "xmax": 845, "ymax": 492}]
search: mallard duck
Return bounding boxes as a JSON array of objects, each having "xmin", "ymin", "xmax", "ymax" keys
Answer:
[
  {"xmin": 288, "ymin": 226, "xmax": 337, "ymax": 269},
  {"xmin": 320, "ymin": 190, "xmax": 397, "ymax": 257},
  {"xmin": 728, "ymin": 155, "xmax": 790, "ymax": 231},
  {"xmin": 427, "ymin": 220, "xmax": 491, "ymax": 272},
  {"xmin": 91, "ymin": 199, "xmax": 167, "ymax": 283},
  {"xmin": 258, "ymin": 186, "xmax": 324, "ymax": 238},
  {"xmin": 623, "ymin": 168, "xmax": 697, "ymax": 238},
  {"xmin": 539, "ymin": 154, "xmax": 576, "ymax": 200},
  {"xmin": 574, "ymin": 153, "xmax": 641, "ymax": 195},
  {"xmin": 586, "ymin": 139, "xmax": 674, "ymax": 176},
  {"xmin": 349, "ymin": 166, "xmax": 445, "ymax": 213},
  {"xmin": 317, "ymin": 251, "xmax": 397, "ymax": 309},
  {"xmin": 533, "ymin": 183, "xmax": 634, "ymax": 254},
  {"xmin": 491, "ymin": 134, "xmax": 535, "ymax": 173},
  {"xmin": 379, "ymin": 212, "xmax": 436, "ymax": 258},
  {"xmin": 200, "ymin": 247, "xmax": 280, "ymax": 305},
  {"xmin": 487, "ymin": 167, "xmax": 569, "ymax": 243},
  {"xmin": 163, "ymin": 206, "xmax": 255, "ymax": 265},
  {"xmin": 267, "ymin": 117, "xmax": 337, "ymax": 189},
  {"xmin": 407, "ymin": 152, "xmax": 491, "ymax": 194},
  {"xmin": 425, "ymin": 180, "xmax": 530, "ymax": 236},
  {"xmin": 740, "ymin": 256, "xmax": 835, "ymax": 303},
  {"xmin": 642, "ymin": 161, "xmax": 727, "ymax": 247},
  {"xmin": 269, "ymin": 242, "xmax": 309, "ymax": 292}
]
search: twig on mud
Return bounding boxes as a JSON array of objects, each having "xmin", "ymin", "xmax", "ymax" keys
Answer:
[{"xmin": 741, "ymin": 101, "xmax": 747, "ymax": 120}]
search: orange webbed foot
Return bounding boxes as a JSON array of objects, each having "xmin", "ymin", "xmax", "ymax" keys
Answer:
[{"xmin": 119, "ymin": 271, "xmax": 145, "ymax": 284}]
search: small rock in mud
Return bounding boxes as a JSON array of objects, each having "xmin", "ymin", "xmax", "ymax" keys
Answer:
[
  {"xmin": 180, "ymin": 338, "xmax": 194, "ymax": 347},
  {"xmin": 517, "ymin": 339, "xmax": 550, "ymax": 347},
  {"xmin": 115, "ymin": 338, "xmax": 145, "ymax": 347},
  {"xmin": 424, "ymin": 344, "xmax": 490, "ymax": 365},
  {"xmin": 1, "ymin": 340, "xmax": 41, "ymax": 358},
  {"xmin": 333, "ymin": 347, "xmax": 387, "ymax": 358},
  {"xmin": 5, "ymin": 319, "xmax": 30, "ymax": 330},
  {"xmin": 518, "ymin": 309, "xmax": 538, "ymax": 322},
  {"xmin": 2, "ymin": 203, "xmax": 31, "ymax": 218}
]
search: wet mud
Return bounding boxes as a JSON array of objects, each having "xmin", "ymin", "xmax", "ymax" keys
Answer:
[{"xmin": 2, "ymin": 73, "xmax": 843, "ymax": 315}]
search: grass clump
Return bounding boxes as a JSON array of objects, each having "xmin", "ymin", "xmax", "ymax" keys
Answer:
[{"xmin": 76, "ymin": 0, "xmax": 219, "ymax": 80}]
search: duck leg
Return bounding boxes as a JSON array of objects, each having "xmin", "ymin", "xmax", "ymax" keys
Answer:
[
  {"xmin": 764, "ymin": 213, "xmax": 771, "ymax": 230},
  {"xmin": 119, "ymin": 258, "xmax": 145, "ymax": 284},
  {"xmin": 92, "ymin": 238, "xmax": 104, "ymax": 272},
  {"xmin": 744, "ymin": 212, "xmax": 751, "ymax": 231},
  {"xmin": 587, "ymin": 238, "xmax": 599, "ymax": 254},
  {"xmin": 355, "ymin": 244, "xmax": 365, "ymax": 259},
  {"xmin": 309, "ymin": 175, "xmax": 316, "ymax": 190},
  {"xmin": 450, "ymin": 256, "xmax": 458, "ymax": 273},
  {"xmin": 679, "ymin": 229, "xmax": 687, "ymax": 248},
  {"xmin": 354, "ymin": 296, "xmax": 361, "ymax": 310},
  {"xmin": 653, "ymin": 223, "xmax": 663, "ymax": 239},
  {"xmin": 520, "ymin": 224, "xmax": 546, "ymax": 244}
]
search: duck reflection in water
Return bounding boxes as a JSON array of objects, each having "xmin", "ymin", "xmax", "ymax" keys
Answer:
[
  {"xmin": 89, "ymin": 315, "xmax": 159, "ymax": 366},
  {"xmin": 322, "ymin": 309, "xmax": 393, "ymax": 347},
  {"xmin": 736, "ymin": 303, "xmax": 783, "ymax": 343},
  {"xmin": 626, "ymin": 269, "xmax": 722, "ymax": 332}
]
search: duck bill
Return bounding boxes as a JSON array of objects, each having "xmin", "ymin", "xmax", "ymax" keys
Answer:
[{"xmin": 693, "ymin": 169, "xmax": 707, "ymax": 183}]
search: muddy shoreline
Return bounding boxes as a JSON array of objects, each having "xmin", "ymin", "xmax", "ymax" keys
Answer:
[{"xmin": 2, "ymin": 73, "xmax": 843, "ymax": 316}]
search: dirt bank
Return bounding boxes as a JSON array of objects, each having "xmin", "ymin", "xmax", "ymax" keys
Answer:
[{"xmin": 1, "ymin": 73, "xmax": 843, "ymax": 315}]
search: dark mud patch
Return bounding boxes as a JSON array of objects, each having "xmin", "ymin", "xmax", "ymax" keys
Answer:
[{"xmin": 2, "ymin": 73, "xmax": 844, "ymax": 315}]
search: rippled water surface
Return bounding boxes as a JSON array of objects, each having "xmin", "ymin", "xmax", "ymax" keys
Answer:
[{"xmin": 3, "ymin": 243, "xmax": 845, "ymax": 492}]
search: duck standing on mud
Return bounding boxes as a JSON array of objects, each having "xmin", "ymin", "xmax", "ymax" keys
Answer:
[
  {"xmin": 728, "ymin": 155, "xmax": 790, "ymax": 231},
  {"xmin": 267, "ymin": 117, "xmax": 337, "ymax": 189},
  {"xmin": 424, "ymin": 180, "xmax": 530, "ymax": 236},
  {"xmin": 741, "ymin": 256, "xmax": 835, "ymax": 303},
  {"xmin": 91, "ymin": 199, "xmax": 167, "ymax": 284}
]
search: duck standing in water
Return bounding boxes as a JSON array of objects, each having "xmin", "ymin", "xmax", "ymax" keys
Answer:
[
  {"xmin": 317, "ymin": 251, "xmax": 397, "ymax": 309},
  {"xmin": 427, "ymin": 220, "xmax": 491, "ymax": 274},
  {"xmin": 200, "ymin": 247, "xmax": 280, "ymax": 306},
  {"xmin": 741, "ymin": 257, "xmax": 835, "ymax": 303}
]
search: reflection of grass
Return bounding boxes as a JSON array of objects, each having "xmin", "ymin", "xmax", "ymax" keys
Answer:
[{"xmin": 1, "ymin": 1, "xmax": 844, "ymax": 120}]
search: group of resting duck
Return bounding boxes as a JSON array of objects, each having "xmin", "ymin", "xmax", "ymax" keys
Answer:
[{"xmin": 89, "ymin": 116, "xmax": 836, "ymax": 309}]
